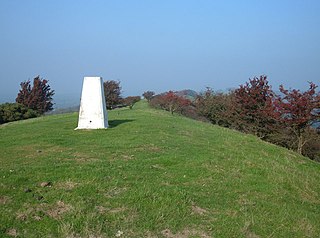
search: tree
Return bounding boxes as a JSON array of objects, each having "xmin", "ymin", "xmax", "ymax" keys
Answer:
[
  {"xmin": 234, "ymin": 75, "xmax": 277, "ymax": 138},
  {"xmin": 150, "ymin": 91, "xmax": 191, "ymax": 115},
  {"xmin": 274, "ymin": 82, "xmax": 320, "ymax": 154},
  {"xmin": 16, "ymin": 76, "xmax": 55, "ymax": 114},
  {"xmin": 103, "ymin": 80, "xmax": 122, "ymax": 110},
  {"xmin": 123, "ymin": 96, "xmax": 141, "ymax": 109},
  {"xmin": 196, "ymin": 88, "xmax": 235, "ymax": 127},
  {"xmin": 143, "ymin": 91, "xmax": 155, "ymax": 102}
]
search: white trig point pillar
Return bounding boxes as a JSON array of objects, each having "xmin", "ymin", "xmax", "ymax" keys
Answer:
[{"xmin": 75, "ymin": 77, "xmax": 108, "ymax": 129}]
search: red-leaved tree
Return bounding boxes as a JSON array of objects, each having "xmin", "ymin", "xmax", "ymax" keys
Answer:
[
  {"xmin": 274, "ymin": 82, "xmax": 320, "ymax": 154},
  {"xmin": 103, "ymin": 80, "xmax": 122, "ymax": 109},
  {"xmin": 16, "ymin": 76, "xmax": 55, "ymax": 114},
  {"xmin": 123, "ymin": 96, "xmax": 141, "ymax": 109},
  {"xmin": 150, "ymin": 91, "xmax": 191, "ymax": 115},
  {"xmin": 234, "ymin": 75, "xmax": 278, "ymax": 138},
  {"xmin": 196, "ymin": 88, "xmax": 235, "ymax": 127}
]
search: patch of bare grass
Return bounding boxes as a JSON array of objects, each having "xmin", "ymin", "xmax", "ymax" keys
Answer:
[
  {"xmin": 6, "ymin": 228, "xmax": 18, "ymax": 237},
  {"xmin": 191, "ymin": 203, "xmax": 207, "ymax": 215},
  {"xmin": 0, "ymin": 195, "xmax": 10, "ymax": 205},
  {"xmin": 161, "ymin": 228, "xmax": 211, "ymax": 238},
  {"xmin": 105, "ymin": 187, "xmax": 127, "ymax": 198},
  {"xmin": 294, "ymin": 218, "xmax": 315, "ymax": 237},
  {"xmin": 56, "ymin": 180, "xmax": 78, "ymax": 191},
  {"xmin": 95, "ymin": 205, "xmax": 126, "ymax": 213},
  {"xmin": 135, "ymin": 144, "xmax": 162, "ymax": 153},
  {"xmin": 47, "ymin": 200, "xmax": 72, "ymax": 219},
  {"xmin": 242, "ymin": 221, "xmax": 260, "ymax": 238},
  {"xmin": 16, "ymin": 201, "xmax": 72, "ymax": 221},
  {"xmin": 69, "ymin": 152, "xmax": 99, "ymax": 163},
  {"xmin": 120, "ymin": 154, "xmax": 135, "ymax": 160},
  {"xmin": 16, "ymin": 206, "xmax": 46, "ymax": 221},
  {"xmin": 18, "ymin": 144, "xmax": 66, "ymax": 159}
]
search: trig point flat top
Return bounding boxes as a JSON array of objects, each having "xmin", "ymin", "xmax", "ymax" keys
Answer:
[{"xmin": 75, "ymin": 77, "xmax": 108, "ymax": 129}]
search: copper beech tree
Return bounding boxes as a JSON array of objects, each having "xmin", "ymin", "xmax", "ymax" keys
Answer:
[
  {"xmin": 274, "ymin": 82, "xmax": 320, "ymax": 154},
  {"xmin": 16, "ymin": 76, "xmax": 55, "ymax": 114}
]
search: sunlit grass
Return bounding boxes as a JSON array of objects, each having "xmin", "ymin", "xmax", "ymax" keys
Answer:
[{"xmin": 1, "ymin": 101, "xmax": 320, "ymax": 237}]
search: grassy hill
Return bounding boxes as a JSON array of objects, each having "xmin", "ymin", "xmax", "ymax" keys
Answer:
[{"xmin": 1, "ymin": 101, "xmax": 319, "ymax": 237}]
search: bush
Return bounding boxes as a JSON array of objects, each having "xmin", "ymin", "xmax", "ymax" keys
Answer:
[
  {"xmin": 0, "ymin": 103, "xmax": 39, "ymax": 124},
  {"xmin": 150, "ymin": 91, "xmax": 192, "ymax": 115},
  {"xmin": 123, "ymin": 96, "xmax": 141, "ymax": 109},
  {"xmin": 195, "ymin": 88, "xmax": 236, "ymax": 128}
]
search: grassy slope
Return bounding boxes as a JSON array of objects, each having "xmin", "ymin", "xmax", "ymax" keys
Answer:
[{"xmin": 0, "ymin": 101, "xmax": 319, "ymax": 237}]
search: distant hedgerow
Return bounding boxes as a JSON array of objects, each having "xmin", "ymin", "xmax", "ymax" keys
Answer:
[{"xmin": 0, "ymin": 103, "xmax": 39, "ymax": 124}]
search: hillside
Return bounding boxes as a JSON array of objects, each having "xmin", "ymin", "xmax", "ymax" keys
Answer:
[{"xmin": 1, "ymin": 101, "xmax": 319, "ymax": 237}]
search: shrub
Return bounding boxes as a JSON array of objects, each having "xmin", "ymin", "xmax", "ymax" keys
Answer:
[
  {"xmin": 123, "ymin": 96, "xmax": 141, "ymax": 109},
  {"xmin": 150, "ymin": 91, "xmax": 192, "ymax": 115},
  {"xmin": 195, "ymin": 88, "xmax": 235, "ymax": 128},
  {"xmin": 0, "ymin": 103, "xmax": 38, "ymax": 124}
]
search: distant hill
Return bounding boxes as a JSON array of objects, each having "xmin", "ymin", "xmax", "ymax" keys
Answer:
[
  {"xmin": 174, "ymin": 89, "xmax": 198, "ymax": 101},
  {"xmin": 46, "ymin": 105, "xmax": 79, "ymax": 115},
  {"xmin": 1, "ymin": 100, "xmax": 319, "ymax": 237}
]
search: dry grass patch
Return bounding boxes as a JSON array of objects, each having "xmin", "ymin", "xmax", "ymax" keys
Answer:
[
  {"xmin": 16, "ymin": 206, "xmax": 46, "ymax": 221},
  {"xmin": 0, "ymin": 195, "xmax": 10, "ymax": 205},
  {"xmin": 135, "ymin": 144, "xmax": 162, "ymax": 153},
  {"xmin": 242, "ymin": 221, "xmax": 260, "ymax": 238},
  {"xmin": 71, "ymin": 152, "xmax": 99, "ymax": 163},
  {"xmin": 105, "ymin": 187, "xmax": 127, "ymax": 198},
  {"xmin": 161, "ymin": 228, "xmax": 211, "ymax": 238},
  {"xmin": 6, "ymin": 228, "xmax": 18, "ymax": 237},
  {"xmin": 295, "ymin": 218, "xmax": 315, "ymax": 237},
  {"xmin": 47, "ymin": 200, "xmax": 72, "ymax": 220},
  {"xmin": 18, "ymin": 144, "xmax": 66, "ymax": 159},
  {"xmin": 120, "ymin": 154, "xmax": 135, "ymax": 160},
  {"xmin": 95, "ymin": 205, "xmax": 127, "ymax": 214},
  {"xmin": 16, "ymin": 201, "xmax": 72, "ymax": 221},
  {"xmin": 56, "ymin": 180, "xmax": 78, "ymax": 191},
  {"xmin": 191, "ymin": 203, "xmax": 207, "ymax": 215}
]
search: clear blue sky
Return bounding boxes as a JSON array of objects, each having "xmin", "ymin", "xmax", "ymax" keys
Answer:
[{"xmin": 1, "ymin": 0, "xmax": 319, "ymax": 105}]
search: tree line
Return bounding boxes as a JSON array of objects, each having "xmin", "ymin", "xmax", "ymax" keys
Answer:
[
  {"xmin": 146, "ymin": 76, "xmax": 320, "ymax": 161},
  {"xmin": 0, "ymin": 76, "xmax": 54, "ymax": 124},
  {"xmin": 1, "ymin": 75, "xmax": 319, "ymax": 161},
  {"xmin": 0, "ymin": 77, "xmax": 140, "ymax": 124}
]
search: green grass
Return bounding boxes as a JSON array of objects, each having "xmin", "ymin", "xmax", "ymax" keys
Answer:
[{"xmin": 1, "ymin": 100, "xmax": 319, "ymax": 237}]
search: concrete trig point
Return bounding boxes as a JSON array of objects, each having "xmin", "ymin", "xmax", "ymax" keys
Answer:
[{"xmin": 75, "ymin": 77, "xmax": 108, "ymax": 129}]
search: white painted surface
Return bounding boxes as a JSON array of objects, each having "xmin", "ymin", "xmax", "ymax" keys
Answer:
[{"xmin": 76, "ymin": 77, "xmax": 108, "ymax": 129}]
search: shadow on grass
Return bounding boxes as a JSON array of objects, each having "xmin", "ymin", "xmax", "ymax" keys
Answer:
[{"xmin": 108, "ymin": 119, "xmax": 134, "ymax": 128}]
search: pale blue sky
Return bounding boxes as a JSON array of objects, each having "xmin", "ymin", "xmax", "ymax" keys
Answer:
[{"xmin": 0, "ymin": 0, "xmax": 319, "ymax": 106}]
